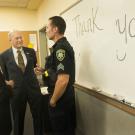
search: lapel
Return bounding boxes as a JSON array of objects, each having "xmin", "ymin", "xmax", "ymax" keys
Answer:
[
  {"xmin": 9, "ymin": 47, "xmax": 32, "ymax": 73},
  {"xmin": 0, "ymin": 64, "xmax": 5, "ymax": 82},
  {"xmin": 23, "ymin": 47, "xmax": 31, "ymax": 70},
  {"xmin": 9, "ymin": 47, "xmax": 28, "ymax": 73},
  {"xmin": 0, "ymin": 66, "xmax": 3, "ymax": 73},
  {"xmin": 0, "ymin": 57, "xmax": 3, "ymax": 74},
  {"xmin": 0, "ymin": 69, "xmax": 5, "ymax": 84},
  {"xmin": 8, "ymin": 48, "xmax": 19, "ymax": 69}
]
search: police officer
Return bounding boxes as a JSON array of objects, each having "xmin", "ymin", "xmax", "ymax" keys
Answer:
[{"xmin": 36, "ymin": 16, "xmax": 76, "ymax": 135}]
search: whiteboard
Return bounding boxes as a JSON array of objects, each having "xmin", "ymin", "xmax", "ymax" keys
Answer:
[{"xmin": 61, "ymin": 0, "xmax": 135, "ymax": 103}]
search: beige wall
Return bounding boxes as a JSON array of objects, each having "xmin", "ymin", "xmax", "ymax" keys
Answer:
[
  {"xmin": 0, "ymin": 0, "xmax": 79, "ymax": 31},
  {"xmin": 37, "ymin": 0, "xmax": 79, "ymax": 66},
  {"xmin": 0, "ymin": 0, "xmax": 78, "ymax": 65},
  {"xmin": 0, "ymin": 7, "xmax": 37, "ymax": 31},
  {"xmin": 37, "ymin": 0, "xmax": 79, "ymax": 29}
]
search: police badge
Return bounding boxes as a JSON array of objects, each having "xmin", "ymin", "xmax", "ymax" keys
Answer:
[{"xmin": 56, "ymin": 49, "xmax": 65, "ymax": 61}]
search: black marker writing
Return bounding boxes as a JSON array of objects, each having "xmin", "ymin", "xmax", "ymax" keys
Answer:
[
  {"xmin": 116, "ymin": 14, "xmax": 135, "ymax": 44},
  {"xmin": 116, "ymin": 50, "xmax": 126, "ymax": 61}
]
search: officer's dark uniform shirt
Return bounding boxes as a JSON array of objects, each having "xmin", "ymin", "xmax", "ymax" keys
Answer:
[{"xmin": 51, "ymin": 37, "xmax": 75, "ymax": 100}]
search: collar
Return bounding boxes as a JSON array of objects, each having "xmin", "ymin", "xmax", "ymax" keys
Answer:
[
  {"xmin": 12, "ymin": 46, "xmax": 23, "ymax": 53},
  {"xmin": 53, "ymin": 37, "xmax": 67, "ymax": 49}
]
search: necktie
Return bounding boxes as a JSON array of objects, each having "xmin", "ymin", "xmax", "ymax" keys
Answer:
[{"xmin": 17, "ymin": 50, "xmax": 25, "ymax": 72}]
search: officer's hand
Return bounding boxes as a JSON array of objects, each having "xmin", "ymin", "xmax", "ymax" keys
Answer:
[
  {"xmin": 5, "ymin": 80, "xmax": 14, "ymax": 88},
  {"xmin": 50, "ymin": 98, "xmax": 56, "ymax": 107},
  {"xmin": 34, "ymin": 64, "xmax": 44, "ymax": 75}
]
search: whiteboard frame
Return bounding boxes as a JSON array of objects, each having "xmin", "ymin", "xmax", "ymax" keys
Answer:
[{"xmin": 59, "ymin": 0, "xmax": 135, "ymax": 111}]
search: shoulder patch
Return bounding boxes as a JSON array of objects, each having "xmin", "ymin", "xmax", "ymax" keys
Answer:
[{"xmin": 56, "ymin": 49, "xmax": 65, "ymax": 61}]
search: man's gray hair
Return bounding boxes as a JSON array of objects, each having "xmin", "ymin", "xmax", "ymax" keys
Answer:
[{"xmin": 8, "ymin": 30, "xmax": 20, "ymax": 41}]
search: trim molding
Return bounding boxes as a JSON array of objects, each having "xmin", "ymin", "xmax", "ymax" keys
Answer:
[{"xmin": 74, "ymin": 83, "xmax": 135, "ymax": 116}]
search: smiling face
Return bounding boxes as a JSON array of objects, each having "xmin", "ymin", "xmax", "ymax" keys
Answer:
[{"xmin": 9, "ymin": 31, "xmax": 23, "ymax": 49}]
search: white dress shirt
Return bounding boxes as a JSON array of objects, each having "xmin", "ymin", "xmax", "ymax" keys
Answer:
[{"xmin": 12, "ymin": 46, "xmax": 27, "ymax": 66}]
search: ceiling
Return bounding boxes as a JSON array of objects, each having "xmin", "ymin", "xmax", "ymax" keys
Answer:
[{"xmin": 0, "ymin": 0, "xmax": 43, "ymax": 10}]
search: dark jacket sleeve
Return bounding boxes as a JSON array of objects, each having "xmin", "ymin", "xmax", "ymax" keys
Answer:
[
  {"xmin": 0, "ymin": 52, "xmax": 9, "ymax": 80},
  {"xmin": 31, "ymin": 49, "xmax": 37, "ymax": 68},
  {"xmin": 0, "ymin": 73, "xmax": 11, "ymax": 102},
  {"xmin": 0, "ymin": 54, "xmax": 12, "ymax": 98}
]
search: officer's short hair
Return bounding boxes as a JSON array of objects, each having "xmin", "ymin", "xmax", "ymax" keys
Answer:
[{"xmin": 49, "ymin": 16, "xmax": 66, "ymax": 34}]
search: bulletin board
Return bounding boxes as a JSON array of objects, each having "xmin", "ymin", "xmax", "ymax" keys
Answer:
[{"xmin": 0, "ymin": 31, "xmax": 39, "ymax": 64}]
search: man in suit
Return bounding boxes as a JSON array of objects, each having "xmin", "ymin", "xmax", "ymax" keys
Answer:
[
  {"xmin": 1, "ymin": 31, "xmax": 44, "ymax": 135},
  {"xmin": 0, "ymin": 56, "xmax": 14, "ymax": 135}
]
